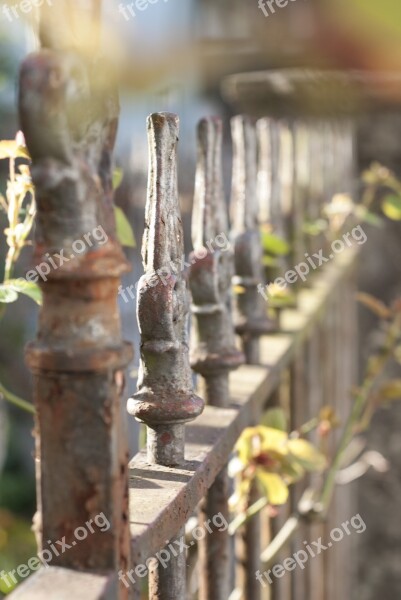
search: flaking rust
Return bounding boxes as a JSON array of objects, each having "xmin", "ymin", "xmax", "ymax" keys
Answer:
[
  {"xmin": 20, "ymin": 42, "xmax": 132, "ymax": 595},
  {"xmin": 128, "ymin": 113, "xmax": 204, "ymax": 467},
  {"xmin": 231, "ymin": 115, "xmax": 276, "ymax": 364}
]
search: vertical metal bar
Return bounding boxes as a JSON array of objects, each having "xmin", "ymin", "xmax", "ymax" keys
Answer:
[
  {"xmin": 198, "ymin": 470, "xmax": 231, "ymax": 599},
  {"xmin": 148, "ymin": 528, "xmax": 186, "ymax": 600},
  {"xmin": 230, "ymin": 115, "xmax": 279, "ymax": 600},
  {"xmin": 256, "ymin": 118, "xmax": 280, "ymax": 329},
  {"xmin": 189, "ymin": 117, "xmax": 244, "ymax": 600},
  {"xmin": 306, "ymin": 123, "xmax": 325, "ymax": 256},
  {"xmin": 289, "ymin": 355, "xmax": 308, "ymax": 600},
  {"xmin": 306, "ymin": 329, "xmax": 325, "ymax": 600},
  {"xmin": 289, "ymin": 120, "xmax": 310, "ymax": 599},
  {"xmin": 128, "ymin": 112, "xmax": 204, "ymax": 465},
  {"xmin": 323, "ymin": 290, "xmax": 339, "ymax": 600},
  {"xmin": 325, "ymin": 265, "xmax": 357, "ymax": 600},
  {"xmin": 277, "ymin": 120, "xmax": 295, "ymax": 268},
  {"xmin": 231, "ymin": 115, "xmax": 276, "ymax": 366},
  {"xmin": 271, "ymin": 373, "xmax": 292, "ymax": 600},
  {"xmin": 235, "ymin": 480, "xmax": 262, "ymax": 600},
  {"xmin": 20, "ymin": 44, "xmax": 132, "ymax": 599},
  {"xmin": 257, "ymin": 118, "xmax": 289, "ymax": 276},
  {"xmin": 293, "ymin": 121, "xmax": 309, "ymax": 276},
  {"xmin": 128, "ymin": 113, "xmax": 204, "ymax": 598},
  {"xmin": 257, "ymin": 117, "xmax": 276, "ymax": 228}
]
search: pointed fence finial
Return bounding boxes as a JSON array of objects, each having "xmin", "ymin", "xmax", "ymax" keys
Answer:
[
  {"xmin": 189, "ymin": 117, "xmax": 244, "ymax": 406},
  {"xmin": 231, "ymin": 115, "xmax": 276, "ymax": 363},
  {"xmin": 128, "ymin": 113, "xmax": 204, "ymax": 467}
]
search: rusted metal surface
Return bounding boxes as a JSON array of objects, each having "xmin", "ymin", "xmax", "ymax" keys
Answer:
[
  {"xmin": 189, "ymin": 117, "xmax": 244, "ymax": 405},
  {"xmin": 148, "ymin": 528, "xmax": 186, "ymax": 600},
  {"xmin": 129, "ymin": 368, "xmax": 271, "ymax": 567},
  {"xmin": 197, "ymin": 469, "xmax": 230, "ymax": 599},
  {"xmin": 129, "ymin": 249, "xmax": 358, "ymax": 566},
  {"xmin": 8, "ymin": 567, "xmax": 117, "ymax": 600},
  {"xmin": 230, "ymin": 114, "xmax": 271, "ymax": 600},
  {"xmin": 127, "ymin": 113, "xmax": 204, "ymax": 468},
  {"xmin": 235, "ymin": 480, "xmax": 262, "ymax": 600},
  {"xmin": 188, "ymin": 117, "xmax": 243, "ymax": 600},
  {"xmin": 19, "ymin": 37, "xmax": 132, "ymax": 600},
  {"xmin": 231, "ymin": 115, "xmax": 276, "ymax": 365}
]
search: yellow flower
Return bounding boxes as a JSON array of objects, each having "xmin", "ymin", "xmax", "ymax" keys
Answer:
[{"xmin": 230, "ymin": 426, "xmax": 326, "ymax": 508}]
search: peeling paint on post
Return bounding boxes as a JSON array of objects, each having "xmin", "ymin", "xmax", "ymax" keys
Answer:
[
  {"xmin": 189, "ymin": 117, "xmax": 244, "ymax": 600},
  {"xmin": 127, "ymin": 112, "xmax": 204, "ymax": 468},
  {"xmin": 20, "ymin": 45, "xmax": 133, "ymax": 597},
  {"xmin": 231, "ymin": 115, "xmax": 277, "ymax": 365}
]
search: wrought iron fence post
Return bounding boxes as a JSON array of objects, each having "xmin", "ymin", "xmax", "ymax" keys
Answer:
[
  {"xmin": 20, "ymin": 46, "xmax": 133, "ymax": 597},
  {"xmin": 128, "ymin": 112, "xmax": 204, "ymax": 468},
  {"xmin": 231, "ymin": 115, "xmax": 275, "ymax": 365},
  {"xmin": 127, "ymin": 113, "xmax": 204, "ymax": 599},
  {"xmin": 189, "ymin": 117, "xmax": 244, "ymax": 600},
  {"xmin": 128, "ymin": 113, "xmax": 204, "ymax": 466}
]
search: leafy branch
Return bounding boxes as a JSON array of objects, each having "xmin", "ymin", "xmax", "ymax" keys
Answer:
[
  {"xmin": 229, "ymin": 294, "xmax": 401, "ymax": 566},
  {"xmin": 0, "ymin": 137, "xmax": 135, "ymax": 414}
]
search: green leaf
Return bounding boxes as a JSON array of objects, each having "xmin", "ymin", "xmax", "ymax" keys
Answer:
[
  {"xmin": 6, "ymin": 279, "xmax": 42, "ymax": 305},
  {"xmin": 262, "ymin": 255, "xmax": 279, "ymax": 268},
  {"xmin": 113, "ymin": 167, "xmax": 124, "ymax": 190},
  {"xmin": 382, "ymin": 195, "xmax": 401, "ymax": 221},
  {"xmin": 114, "ymin": 206, "xmax": 136, "ymax": 248},
  {"xmin": 261, "ymin": 408, "xmax": 287, "ymax": 432},
  {"xmin": 261, "ymin": 232, "xmax": 290, "ymax": 256},
  {"xmin": 0, "ymin": 285, "xmax": 18, "ymax": 303},
  {"xmin": 266, "ymin": 285, "xmax": 295, "ymax": 308},
  {"xmin": 354, "ymin": 206, "xmax": 384, "ymax": 227},
  {"xmin": 302, "ymin": 219, "xmax": 327, "ymax": 236}
]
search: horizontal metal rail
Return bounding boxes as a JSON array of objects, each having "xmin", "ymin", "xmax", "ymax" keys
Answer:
[
  {"xmin": 7, "ymin": 568, "xmax": 116, "ymax": 599},
  {"xmin": 128, "ymin": 248, "xmax": 357, "ymax": 566}
]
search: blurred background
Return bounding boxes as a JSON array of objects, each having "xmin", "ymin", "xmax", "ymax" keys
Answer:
[{"xmin": 1, "ymin": 0, "xmax": 401, "ymax": 597}]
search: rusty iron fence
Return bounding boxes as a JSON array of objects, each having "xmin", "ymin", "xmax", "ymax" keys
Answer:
[{"xmin": 9, "ymin": 11, "xmax": 359, "ymax": 600}]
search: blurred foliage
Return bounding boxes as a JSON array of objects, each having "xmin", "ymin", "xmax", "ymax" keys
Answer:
[{"xmin": 0, "ymin": 509, "xmax": 36, "ymax": 595}]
